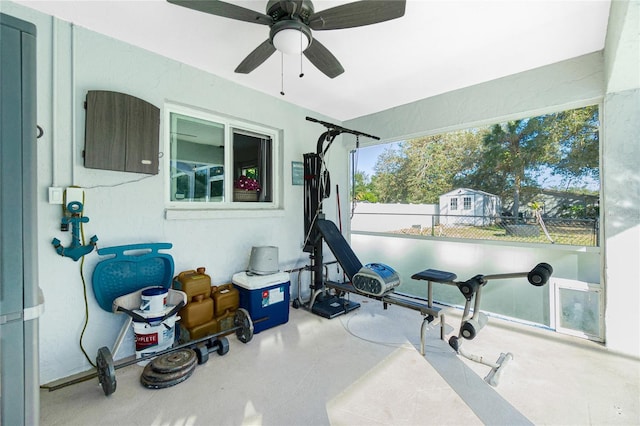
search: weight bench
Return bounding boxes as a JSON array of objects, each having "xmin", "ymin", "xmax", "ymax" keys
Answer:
[
  {"xmin": 311, "ymin": 219, "xmax": 553, "ymax": 386},
  {"xmin": 324, "ymin": 280, "xmax": 451, "ymax": 354},
  {"xmin": 411, "ymin": 263, "xmax": 553, "ymax": 386},
  {"xmin": 315, "ymin": 219, "xmax": 453, "ymax": 354}
]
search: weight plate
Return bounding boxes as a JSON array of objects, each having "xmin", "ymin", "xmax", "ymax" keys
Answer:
[
  {"xmin": 141, "ymin": 360, "xmax": 196, "ymax": 384},
  {"xmin": 96, "ymin": 346, "xmax": 117, "ymax": 396},
  {"xmin": 140, "ymin": 364, "xmax": 195, "ymax": 390},
  {"xmin": 234, "ymin": 308, "xmax": 254, "ymax": 344},
  {"xmin": 150, "ymin": 349, "xmax": 197, "ymax": 374}
]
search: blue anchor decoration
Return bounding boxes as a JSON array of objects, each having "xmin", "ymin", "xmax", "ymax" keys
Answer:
[{"xmin": 51, "ymin": 201, "xmax": 98, "ymax": 261}]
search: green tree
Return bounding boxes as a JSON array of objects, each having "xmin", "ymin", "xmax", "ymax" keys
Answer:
[
  {"xmin": 353, "ymin": 171, "xmax": 378, "ymax": 202},
  {"xmin": 372, "ymin": 144, "xmax": 411, "ymax": 203},
  {"xmin": 366, "ymin": 105, "xmax": 599, "ymax": 212},
  {"xmin": 457, "ymin": 106, "xmax": 599, "ymax": 216},
  {"xmin": 373, "ymin": 130, "xmax": 484, "ymax": 203},
  {"xmin": 468, "ymin": 119, "xmax": 555, "ymax": 216},
  {"xmin": 546, "ymin": 105, "xmax": 599, "ymax": 185}
]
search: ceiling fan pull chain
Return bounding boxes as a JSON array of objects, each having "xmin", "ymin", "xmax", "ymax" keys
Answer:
[
  {"xmin": 299, "ymin": 54, "xmax": 304, "ymax": 78},
  {"xmin": 280, "ymin": 52, "xmax": 285, "ymax": 96},
  {"xmin": 299, "ymin": 31, "xmax": 304, "ymax": 78}
]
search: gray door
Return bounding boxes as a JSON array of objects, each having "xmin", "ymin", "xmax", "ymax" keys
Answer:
[{"xmin": 0, "ymin": 13, "xmax": 40, "ymax": 426}]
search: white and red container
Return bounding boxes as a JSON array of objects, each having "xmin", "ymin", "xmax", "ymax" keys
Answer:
[{"xmin": 132, "ymin": 309, "xmax": 178, "ymax": 364}]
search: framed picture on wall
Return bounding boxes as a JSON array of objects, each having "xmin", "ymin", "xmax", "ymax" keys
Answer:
[{"xmin": 292, "ymin": 161, "xmax": 303, "ymax": 185}]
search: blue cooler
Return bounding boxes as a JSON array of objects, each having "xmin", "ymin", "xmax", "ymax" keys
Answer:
[{"xmin": 232, "ymin": 271, "xmax": 290, "ymax": 333}]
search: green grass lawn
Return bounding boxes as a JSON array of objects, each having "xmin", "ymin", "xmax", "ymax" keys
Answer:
[{"xmin": 395, "ymin": 223, "xmax": 597, "ymax": 246}]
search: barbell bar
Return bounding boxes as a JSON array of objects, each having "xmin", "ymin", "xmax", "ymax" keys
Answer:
[{"xmin": 97, "ymin": 308, "xmax": 255, "ymax": 396}]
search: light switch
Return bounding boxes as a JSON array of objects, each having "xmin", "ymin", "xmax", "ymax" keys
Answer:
[{"xmin": 48, "ymin": 187, "xmax": 63, "ymax": 204}]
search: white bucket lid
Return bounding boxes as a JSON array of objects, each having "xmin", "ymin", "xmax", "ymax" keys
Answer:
[{"xmin": 247, "ymin": 246, "xmax": 279, "ymax": 275}]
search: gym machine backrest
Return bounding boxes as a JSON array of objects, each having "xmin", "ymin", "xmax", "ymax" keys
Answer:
[{"xmin": 315, "ymin": 219, "xmax": 362, "ymax": 281}]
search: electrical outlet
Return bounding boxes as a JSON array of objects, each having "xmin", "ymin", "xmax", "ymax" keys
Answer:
[
  {"xmin": 65, "ymin": 187, "xmax": 84, "ymax": 206},
  {"xmin": 48, "ymin": 187, "xmax": 63, "ymax": 204}
]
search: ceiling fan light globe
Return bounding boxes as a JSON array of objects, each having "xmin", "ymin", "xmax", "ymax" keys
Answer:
[{"xmin": 273, "ymin": 28, "xmax": 309, "ymax": 55}]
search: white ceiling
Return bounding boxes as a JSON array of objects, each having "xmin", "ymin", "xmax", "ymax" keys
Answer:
[{"xmin": 15, "ymin": 0, "xmax": 611, "ymax": 121}]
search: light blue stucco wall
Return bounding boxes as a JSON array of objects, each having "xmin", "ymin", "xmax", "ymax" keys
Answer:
[
  {"xmin": 1, "ymin": 1, "xmax": 350, "ymax": 383},
  {"xmin": 600, "ymin": 0, "xmax": 640, "ymax": 360}
]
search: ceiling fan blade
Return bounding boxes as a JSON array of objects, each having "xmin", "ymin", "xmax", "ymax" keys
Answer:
[
  {"xmin": 167, "ymin": 0, "xmax": 273, "ymax": 25},
  {"xmin": 303, "ymin": 39, "xmax": 344, "ymax": 79},
  {"xmin": 309, "ymin": 0, "xmax": 406, "ymax": 30},
  {"xmin": 235, "ymin": 39, "xmax": 277, "ymax": 74}
]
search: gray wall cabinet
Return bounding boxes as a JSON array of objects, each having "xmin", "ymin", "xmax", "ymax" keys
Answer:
[{"xmin": 84, "ymin": 90, "xmax": 160, "ymax": 174}]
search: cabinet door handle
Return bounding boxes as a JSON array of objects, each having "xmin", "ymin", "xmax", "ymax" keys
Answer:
[{"xmin": 36, "ymin": 125, "xmax": 44, "ymax": 139}]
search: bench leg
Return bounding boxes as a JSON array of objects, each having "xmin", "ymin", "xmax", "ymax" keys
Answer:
[
  {"xmin": 420, "ymin": 313, "xmax": 448, "ymax": 355},
  {"xmin": 420, "ymin": 316, "xmax": 429, "ymax": 355}
]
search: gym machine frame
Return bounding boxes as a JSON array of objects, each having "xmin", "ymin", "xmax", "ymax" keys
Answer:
[{"xmin": 302, "ymin": 117, "xmax": 379, "ymax": 318}]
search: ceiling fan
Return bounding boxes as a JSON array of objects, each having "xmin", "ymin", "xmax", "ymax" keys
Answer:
[{"xmin": 167, "ymin": 0, "xmax": 407, "ymax": 79}]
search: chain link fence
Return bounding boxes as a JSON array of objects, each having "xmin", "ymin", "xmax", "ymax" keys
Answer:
[{"xmin": 352, "ymin": 212, "xmax": 599, "ymax": 246}]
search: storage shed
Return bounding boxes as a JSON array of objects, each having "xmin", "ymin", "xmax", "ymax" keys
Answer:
[{"xmin": 439, "ymin": 188, "xmax": 501, "ymax": 225}]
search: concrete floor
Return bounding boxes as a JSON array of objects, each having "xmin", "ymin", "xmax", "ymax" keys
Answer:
[{"xmin": 40, "ymin": 294, "xmax": 640, "ymax": 425}]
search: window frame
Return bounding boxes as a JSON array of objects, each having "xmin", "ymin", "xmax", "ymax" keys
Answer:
[
  {"xmin": 463, "ymin": 196, "xmax": 472, "ymax": 210},
  {"xmin": 164, "ymin": 103, "xmax": 281, "ymax": 212},
  {"xmin": 450, "ymin": 198, "xmax": 458, "ymax": 211}
]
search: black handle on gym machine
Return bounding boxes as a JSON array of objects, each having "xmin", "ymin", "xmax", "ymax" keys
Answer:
[{"xmin": 305, "ymin": 116, "xmax": 380, "ymax": 141}]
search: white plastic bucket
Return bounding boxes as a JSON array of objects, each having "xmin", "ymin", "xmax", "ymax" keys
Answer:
[
  {"xmin": 132, "ymin": 314, "xmax": 178, "ymax": 364},
  {"xmin": 248, "ymin": 246, "xmax": 279, "ymax": 275},
  {"xmin": 140, "ymin": 287, "xmax": 168, "ymax": 314}
]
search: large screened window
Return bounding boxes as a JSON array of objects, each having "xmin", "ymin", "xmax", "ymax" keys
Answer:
[
  {"xmin": 166, "ymin": 105, "xmax": 277, "ymax": 208},
  {"xmin": 351, "ymin": 104, "xmax": 600, "ymax": 246}
]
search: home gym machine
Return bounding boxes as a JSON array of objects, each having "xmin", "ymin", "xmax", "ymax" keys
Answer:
[
  {"xmin": 301, "ymin": 116, "xmax": 380, "ymax": 318},
  {"xmin": 300, "ymin": 116, "xmax": 554, "ymax": 386}
]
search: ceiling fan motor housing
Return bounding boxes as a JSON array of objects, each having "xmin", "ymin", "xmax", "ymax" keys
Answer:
[
  {"xmin": 267, "ymin": 1, "xmax": 315, "ymax": 53},
  {"xmin": 266, "ymin": 0, "xmax": 315, "ymax": 23}
]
